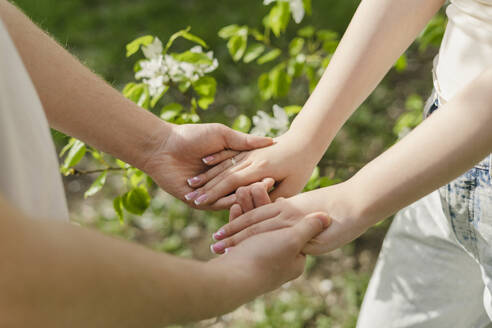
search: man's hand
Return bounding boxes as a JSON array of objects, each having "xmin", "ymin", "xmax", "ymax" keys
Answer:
[
  {"xmin": 209, "ymin": 211, "xmax": 331, "ymax": 297},
  {"xmin": 142, "ymin": 123, "xmax": 273, "ymax": 210}
]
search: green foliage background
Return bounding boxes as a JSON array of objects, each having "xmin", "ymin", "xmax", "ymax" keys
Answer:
[{"xmin": 12, "ymin": 0, "xmax": 444, "ymax": 327}]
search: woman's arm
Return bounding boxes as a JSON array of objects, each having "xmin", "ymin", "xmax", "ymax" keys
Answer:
[
  {"xmin": 186, "ymin": 0, "xmax": 447, "ymax": 207},
  {"xmin": 0, "ymin": 195, "xmax": 329, "ymax": 327},
  {"xmin": 0, "ymin": 0, "xmax": 272, "ymax": 210},
  {"xmin": 211, "ymin": 66, "xmax": 492, "ymax": 255}
]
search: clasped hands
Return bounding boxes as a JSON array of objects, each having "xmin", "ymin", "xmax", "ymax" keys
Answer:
[{"xmin": 166, "ymin": 127, "xmax": 370, "ymax": 257}]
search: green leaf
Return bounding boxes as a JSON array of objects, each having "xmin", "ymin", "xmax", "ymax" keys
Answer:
[
  {"xmin": 258, "ymin": 72, "xmax": 273, "ymax": 100},
  {"xmin": 227, "ymin": 27, "xmax": 248, "ymax": 62},
  {"xmin": 59, "ymin": 138, "xmax": 76, "ymax": 157},
  {"xmin": 303, "ymin": 0, "xmax": 312, "ymax": 15},
  {"xmin": 172, "ymin": 51, "xmax": 212, "ymax": 65},
  {"xmin": 249, "ymin": 28, "xmax": 264, "ymax": 41},
  {"xmin": 160, "ymin": 103, "xmax": 183, "ymax": 121},
  {"xmin": 150, "ymin": 85, "xmax": 169, "ymax": 108},
  {"xmin": 126, "ymin": 35, "xmax": 154, "ymax": 57},
  {"xmin": 122, "ymin": 187, "xmax": 151, "ymax": 216},
  {"xmin": 243, "ymin": 43, "xmax": 265, "ymax": 63},
  {"xmin": 265, "ymin": 2, "xmax": 290, "ymax": 37},
  {"xmin": 192, "ymin": 76, "xmax": 217, "ymax": 97},
  {"xmin": 84, "ymin": 171, "xmax": 107, "ymax": 199},
  {"xmin": 218, "ymin": 24, "xmax": 241, "ymax": 39},
  {"xmin": 198, "ymin": 96, "xmax": 214, "ymax": 110},
  {"xmin": 62, "ymin": 139, "xmax": 86, "ymax": 169},
  {"xmin": 178, "ymin": 81, "xmax": 191, "ymax": 93},
  {"xmin": 232, "ymin": 115, "xmax": 252, "ymax": 133},
  {"xmin": 316, "ymin": 29, "xmax": 338, "ymax": 41},
  {"xmin": 123, "ymin": 83, "xmax": 146, "ymax": 105},
  {"xmin": 394, "ymin": 54, "xmax": 407, "ymax": 73},
  {"xmin": 284, "ymin": 105, "xmax": 302, "ymax": 116},
  {"xmin": 137, "ymin": 85, "xmax": 150, "ymax": 109},
  {"xmin": 164, "ymin": 27, "xmax": 208, "ymax": 53},
  {"xmin": 298, "ymin": 26, "xmax": 315, "ymax": 38},
  {"xmin": 289, "ymin": 37, "xmax": 305, "ymax": 56},
  {"xmin": 257, "ymin": 48, "xmax": 281, "ymax": 65},
  {"xmin": 269, "ymin": 66, "xmax": 291, "ymax": 98},
  {"xmin": 113, "ymin": 196, "xmax": 124, "ymax": 224}
]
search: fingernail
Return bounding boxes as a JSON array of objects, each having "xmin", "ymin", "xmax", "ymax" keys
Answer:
[
  {"xmin": 184, "ymin": 191, "xmax": 199, "ymax": 201},
  {"xmin": 210, "ymin": 244, "xmax": 216, "ymax": 254},
  {"xmin": 187, "ymin": 176, "xmax": 201, "ymax": 186},
  {"xmin": 211, "ymin": 241, "xmax": 225, "ymax": 254},
  {"xmin": 194, "ymin": 194, "xmax": 208, "ymax": 205},
  {"xmin": 213, "ymin": 229, "xmax": 226, "ymax": 241},
  {"xmin": 202, "ymin": 156, "xmax": 214, "ymax": 164}
]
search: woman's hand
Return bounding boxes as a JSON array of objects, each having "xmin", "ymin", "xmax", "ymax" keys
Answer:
[
  {"xmin": 209, "ymin": 211, "xmax": 331, "ymax": 298},
  {"xmin": 183, "ymin": 131, "xmax": 322, "ymax": 208},
  {"xmin": 142, "ymin": 123, "xmax": 273, "ymax": 210},
  {"xmin": 212, "ymin": 182, "xmax": 370, "ymax": 255}
]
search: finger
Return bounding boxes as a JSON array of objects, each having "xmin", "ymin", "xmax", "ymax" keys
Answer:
[
  {"xmin": 201, "ymin": 150, "xmax": 239, "ymax": 166},
  {"xmin": 251, "ymin": 178, "xmax": 274, "ymax": 208},
  {"xmin": 192, "ymin": 165, "xmax": 265, "ymax": 206},
  {"xmin": 212, "ymin": 203, "xmax": 281, "ymax": 240},
  {"xmin": 211, "ymin": 215, "xmax": 286, "ymax": 254},
  {"xmin": 236, "ymin": 186, "xmax": 254, "ymax": 213},
  {"xmin": 208, "ymin": 194, "xmax": 237, "ymax": 211},
  {"xmin": 291, "ymin": 212, "xmax": 331, "ymax": 250},
  {"xmin": 229, "ymin": 204, "xmax": 243, "ymax": 222},
  {"xmin": 186, "ymin": 153, "xmax": 247, "ymax": 188},
  {"xmin": 222, "ymin": 126, "xmax": 274, "ymax": 151}
]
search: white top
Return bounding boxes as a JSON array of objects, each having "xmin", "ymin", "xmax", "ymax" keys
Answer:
[
  {"xmin": 0, "ymin": 20, "xmax": 69, "ymax": 221},
  {"xmin": 434, "ymin": 0, "xmax": 492, "ymax": 102}
]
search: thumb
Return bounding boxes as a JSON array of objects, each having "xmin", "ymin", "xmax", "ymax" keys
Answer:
[
  {"xmin": 292, "ymin": 212, "xmax": 331, "ymax": 247},
  {"xmin": 223, "ymin": 127, "xmax": 273, "ymax": 151}
]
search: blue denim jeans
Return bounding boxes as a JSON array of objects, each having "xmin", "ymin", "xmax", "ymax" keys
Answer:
[{"xmin": 357, "ymin": 92, "xmax": 492, "ymax": 328}]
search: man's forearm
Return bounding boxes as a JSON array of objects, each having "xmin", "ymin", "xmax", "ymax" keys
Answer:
[
  {"xmin": 0, "ymin": 0, "xmax": 169, "ymax": 169},
  {"xmin": 348, "ymin": 67, "xmax": 492, "ymax": 226},
  {"xmin": 0, "ymin": 196, "xmax": 259, "ymax": 327},
  {"xmin": 290, "ymin": 0, "xmax": 445, "ymax": 154}
]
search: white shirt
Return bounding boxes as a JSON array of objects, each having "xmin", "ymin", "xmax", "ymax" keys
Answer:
[
  {"xmin": 0, "ymin": 20, "xmax": 69, "ymax": 221},
  {"xmin": 434, "ymin": 0, "xmax": 492, "ymax": 102}
]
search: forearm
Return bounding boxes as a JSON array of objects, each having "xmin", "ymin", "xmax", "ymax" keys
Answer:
[
  {"xmin": 290, "ymin": 0, "xmax": 445, "ymax": 154},
  {"xmin": 349, "ymin": 67, "xmax": 492, "ymax": 226},
  {"xmin": 0, "ymin": 0, "xmax": 169, "ymax": 169},
  {"xmin": 0, "ymin": 197, "xmax": 256, "ymax": 327}
]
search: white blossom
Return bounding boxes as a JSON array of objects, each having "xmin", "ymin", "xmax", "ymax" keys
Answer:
[
  {"xmin": 251, "ymin": 104, "xmax": 290, "ymax": 137},
  {"xmin": 142, "ymin": 37, "xmax": 163, "ymax": 59},
  {"xmin": 263, "ymin": 0, "xmax": 305, "ymax": 24},
  {"xmin": 134, "ymin": 37, "xmax": 218, "ymax": 98}
]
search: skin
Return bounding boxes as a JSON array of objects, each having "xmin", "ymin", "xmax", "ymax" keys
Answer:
[
  {"xmin": 0, "ymin": 1, "xmax": 332, "ymax": 326},
  {"xmin": 0, "ymin": 0, "xmax": 273, "ymax": 211},
  {"xmin": 206, "ymin": 0, "xmax": 492, "ymax": 254},
  {"xmin": 186, "ymin": 0, "xmax": 447, "ymax": 207},
  {"xmin": 0, "ymin": 194, "xmax": 330, "ymax": 327}
]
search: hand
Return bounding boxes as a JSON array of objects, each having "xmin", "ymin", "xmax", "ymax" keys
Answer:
[
  {"xmin": 228, "ymin": 177, "xmax": 275, "ymax": 220},
  {"xmin": 211, "ymin": 182, "xmax": 370, "ymax": 255},
  {"xmin": 142, "ymin": 123, "xmax": 273, "ymax": 210},
  {"xmin": 183, "ymin": 131, "xmax": 322, "ymax": 208},
  {"xmin": 209, "ymin": 212, "xmax": 331, "ymax": 297}
]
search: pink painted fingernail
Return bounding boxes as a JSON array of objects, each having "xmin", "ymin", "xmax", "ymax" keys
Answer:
[
  {"xmin": 184, "ymin": 191, "xmax": 199, "ymax": 201},
  {"xmin": 213, "ymin": 229, "xmax": 226, "ymax": 241},
  {"xmin": 187, "ymin": 176, "xmax": 201, "ymax": 186},
  {"xmin": 202, "ymin": 156, "xmax": 215, "ymax": 164},
  {"xmin": 211, "ymin": 241, "xmax": 226, "ymax": 254},
  {"xmin": 194, "ymin": 194, "xmax": 208, "ymax": 205}
]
